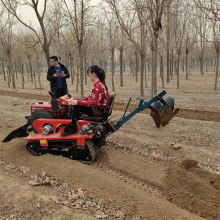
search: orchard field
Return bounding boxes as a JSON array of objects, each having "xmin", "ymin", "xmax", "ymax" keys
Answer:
[{"xmin": 0, "ymin": 69, "xmax": 219, "ymax": 219}]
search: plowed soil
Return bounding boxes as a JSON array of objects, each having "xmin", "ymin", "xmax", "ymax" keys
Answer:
[{"xmin": 0, "ymin": 70, "xmax": 220, "ymax": 219}]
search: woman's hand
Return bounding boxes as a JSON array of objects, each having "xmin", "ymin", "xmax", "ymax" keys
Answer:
[{"xmin": 69, "ymin": 99, "xmax": 78, "ymax": 105}]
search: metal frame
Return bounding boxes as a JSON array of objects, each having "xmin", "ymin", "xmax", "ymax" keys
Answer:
[{"xmin": 116, "ymin": 90, "xmax": 167, "ymax": 129}]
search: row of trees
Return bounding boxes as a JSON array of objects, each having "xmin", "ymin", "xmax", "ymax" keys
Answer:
[{"xmin": 0, "ymin": 0, "xmax": 219, "ymax": 96}]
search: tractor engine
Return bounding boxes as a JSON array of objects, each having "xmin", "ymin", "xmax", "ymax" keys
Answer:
[
  {"xmin": 26, "ymin": 94, "xmax": 73, "ymax": 133},
  {"xmin": 30, "ymin": 95, "xmax": 72, "ymax": 118}
]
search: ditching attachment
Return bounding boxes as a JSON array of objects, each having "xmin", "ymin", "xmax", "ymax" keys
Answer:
[
  {"xmin": 149, "ymin": 97, "xmax": 179, "ymax": 128},
  {"xmin": 115, "ymin": 90, "xmax": 179, "ymax": 130},
  {"xmin": 2, "ymin": 124, "xmax": 29, "ymax": 142}
]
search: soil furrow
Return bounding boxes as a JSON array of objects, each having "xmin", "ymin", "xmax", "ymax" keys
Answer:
[
  {"xmin": 1, "ymin": 89, "xmax": 220, "ymax": 122},
  {"xmin": 92, "ymin": 148, "xmax": 162, "ymax": 196}
]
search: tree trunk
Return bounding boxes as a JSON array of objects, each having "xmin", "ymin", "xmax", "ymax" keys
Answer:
[
  {"xmin": 33, "ymin": 72, "xmax": 37, "ymax": 89},
  {"xmin": 11, "ymin": 66, "xmax": 15, "ymax": 89},
  {"xmin": 135, "ymin": 51, "xmax": 138, "ymax": 82},
  {"xmin": 84, "ymin": 55, "xmax": 87, "ymax": 86},
  {"xmin": 71, "ymin": 63, "xmax": 74, "ymax": 85},
  {"xmin": 206, "ymin": 59, "xmax": 208, "ymax": 72},
  {"xmin": 211, "ymin": 59, "xmax": 214, "ymax": 70},
  {"xmin": 27, "ymin": 55, "xmax": 33, "ymax": 83},
  {"xmin": 152, "ymin": 33, "xmax": 158, "ymax": 96},
  {"xmin": 119, "ymin": 46, "xmax": 123, "ymax": 87},
  {"xmin": 9, "ymin": 57, "xmax": 15, "ymax": 88},
  {"xmin": 129, "ymin": 60, "xmax": 132, "ymax": 75},
  {"xmin": 15, "ymin": 62, "xmax": 18, "ymax": 79},
  {"xmin": 44, "ymin": 47, "xmax": 50, "ymax": 68},
  {"xmin": 147, "ymin": 58, "xmax": 150, "ymax": 73},
  {"xmin": 111, "ymin": 48, "xmax": 115, "ymax": 92},
  {"xmin": 69, "ymin": 54, "xmax": 74, "ymax": 85},
  {"xmin": 160, "ymin": 56, "xmax": 164, "ymax": 89},
  {"xmin": 144, "ymin": 57, "xmax": 147, "ymax": 88},
  {"xmin": 37, "ymin": 57, "xmax": 42, "ymax": 90},
  {"xmin": 182, "ymin": 58, "xmax": 184, "ymax": 72},
  {"xmin": 166, "ymin": 5, "xmax": 170, "ymax": 83},
  {"xmin": 167, "ymin": 49, "xmax": 170, "ymax": 83},
  {"xmin": 21, "ymin": 64, "xmax": 24, "ymax": 89},
  {"xmin": 140, "ymin": 52, "xmax": 145, "ymax": 96},
  {"xmin": 2, "ymin": 62, "xmax": 6, "ymax": 81},
  {"xmin": 189, "ymin": 57, "xmax": 191, "ymax": 75},
  {"xmin": 26, "ymin": 63, "xmax": 30, "ymax": 82},
  {"xmin": 214, "ymin": 49, "xmax": 219, "ymax": 91},
  {"xmin": 177, "ymin": 53, "xmax": 180, "ymax": 89},
  {"xmin": 76, "ymin": 64, "xmax": 79, "ymax": 93},
  {"xmin": 186, "ymin": 51, "xmax": 189, "ymax": 80},
  {"xmin": 79, "ymin": 45, "xmax": 84, "ymax": 98},
  {"xmin": 200, "ymin": 56, "xmax": 204, "ymax": 75},
  {"xmin": 7, "ymin": 62, "xmax": 11, "ymax": 88},
  {"xmin": 171, "ymin": 49, "xmax": 174, "ymax": 79}
]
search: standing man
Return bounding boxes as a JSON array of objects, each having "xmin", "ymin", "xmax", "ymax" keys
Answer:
[{"xmin": 47, "ymin": 56, "xmax": 70, "ymax": 98}]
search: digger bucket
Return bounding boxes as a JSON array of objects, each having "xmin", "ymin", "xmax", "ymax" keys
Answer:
[{"xmin": 150, "ymin": 97, "xmax": 179, "ymax": 128}]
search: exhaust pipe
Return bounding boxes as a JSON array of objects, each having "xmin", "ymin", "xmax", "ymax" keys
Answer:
[{"xmin": 49, "ymin": 91, "xmax": 56, "ymax": 100}]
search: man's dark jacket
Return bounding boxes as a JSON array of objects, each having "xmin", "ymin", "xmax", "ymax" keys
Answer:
[{"xmin": 47, "ymin": 62, "xmax": 70, "ymax": 95}]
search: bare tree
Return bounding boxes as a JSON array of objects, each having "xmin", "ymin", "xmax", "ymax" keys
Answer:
[
  {"xmin": 194, "ymin": 0, "xmax": 220, "ymax": 22},
  {"xmin": 194, "ymin": 0, "xmax": 220, "ymax": 90},
  {"xmin": 0, "ymin": 5, "xmax": 7, "ymax": 82},
  {"xmin": 0, "ymin": 9, "xmax": 16, "ymax": 88},
  {"xmin": 147, "ymin": 0, "xmax": 172, "ymax": 95},
  {"xmin": 105, "ymin": 0, "xmax": 172, "ymax": 96},
  {"xmin": 2, "ymin": 0, "xmax": 62, "ymax": 67},
  {"xmin": 62, "ymin": 0, "xmax": 91, "ymax": 98},
  {"xmin": 21, "ymin": 34, "xmax": 39, "ymax": 84},
  {"xmin": 33, "ymin": 42, "xmax": 44, "ymax": 90},
  {"xmin": 213, "ymin": 18, "xmax": 219, "ymax": 90},
  {"xmin": 119, "ymin": 31, "xmax": 124, "ymax": 87},
  {"xmin": 173, "ymin": 2, "xmax": 187, "ymax": 89},
  {"xmin": 165, "ymin": 3, "xmax": 171, "ymax": 83},
  {"xmin": 104, "ymin": 0, "xmax": 148, "ymax": 96},
  {"xmin": 99, "ymin": 10, "xmax": 118, "ymax": 92},
  {"xmin": 184, "ymin": 17, "xmax": 197, "ymax": 80}
]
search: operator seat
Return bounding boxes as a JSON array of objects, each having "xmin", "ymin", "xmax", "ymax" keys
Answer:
[{"xmin": 83, "ymin": 92, "xmax": 116, "ymax": 122}]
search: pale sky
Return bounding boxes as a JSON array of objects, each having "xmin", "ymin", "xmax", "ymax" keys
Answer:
[{"xmin": 17, "ymin": 0, "xmax": 100, "ymax": 29}]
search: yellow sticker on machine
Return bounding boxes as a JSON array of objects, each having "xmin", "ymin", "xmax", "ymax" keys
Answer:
[
  {"xmin": 40, "ymin": 139, "xmax": 48, "ymax": 147},
  {"xmin": 40, "ymin": 140, "xmax": 48, "ymax": 144}
]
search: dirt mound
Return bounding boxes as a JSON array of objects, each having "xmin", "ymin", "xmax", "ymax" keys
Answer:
[
  {"xmin": 181, "ymin": 159, "xmax": 198, "ymax": 170},
  {"xmin": 164, "ymin": 159, "xmax": 220, "ymax": 219}
]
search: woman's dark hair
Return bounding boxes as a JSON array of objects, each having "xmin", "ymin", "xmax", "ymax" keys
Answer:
[{"xmin": 87, "ymin": 65, "xmax": 108, "ymax": 90}]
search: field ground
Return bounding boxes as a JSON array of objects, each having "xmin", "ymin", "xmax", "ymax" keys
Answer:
[{"xmin": 0, "ymin": 69, "xmax": 219, "ymax": 219}]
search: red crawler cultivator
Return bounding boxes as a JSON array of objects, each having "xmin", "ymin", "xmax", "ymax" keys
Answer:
[{"xmin": 2, "ymin": 90, "xmax": 179, "ymax": 162}]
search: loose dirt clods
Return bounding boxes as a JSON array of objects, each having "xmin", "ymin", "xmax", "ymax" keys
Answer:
[{"xmin": 164, "ymin": 160, "xmax": 220, "ymax": 219}]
